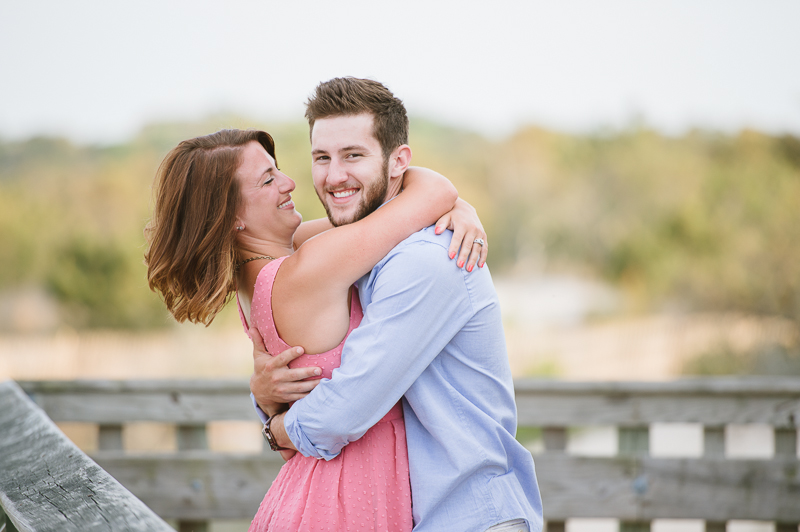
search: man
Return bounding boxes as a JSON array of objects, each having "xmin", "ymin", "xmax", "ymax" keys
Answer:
[{"xmin": 252, "ymin": 77, "xmax": 543, "ymax": 532}]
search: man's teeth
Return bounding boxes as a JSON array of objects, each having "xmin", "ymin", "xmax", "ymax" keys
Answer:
[
  {"xmin": 278, "ymin": 200, "xmax": 292, "ymax": 208},
  {"xmin": 332, "ymin": 190, "xmax": 357, "ymax": 199}
]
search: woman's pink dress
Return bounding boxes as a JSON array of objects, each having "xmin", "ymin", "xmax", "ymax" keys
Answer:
[{"xmin": 239, "ymin": 256, "xmax": 412, "ymax": 532}]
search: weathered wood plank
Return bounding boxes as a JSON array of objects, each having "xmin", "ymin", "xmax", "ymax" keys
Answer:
[
  {"xmin": 93, "ymin": 452, "xmax": 284, "ymax": 520},
  {"xmin": 20, "ymin": 378, "xmax": 800, "ymax": 426},
  {"xmin": 89, "ymin": 450, "xmax": 800, "ymax": 522},
  {"xmin": 536, "ymin": 454, "xmax": 800, "ymax": 521},
  {"xmin": 0, "ymin": 381, "xmax": 173, "ymax": 532},
  {"xmin": 516, "ymin": 378, "xmax": 800, "ymax": 426},
  {"xmin": 18, "ymin": 380, "xmax": 254, "ymax": 423}
]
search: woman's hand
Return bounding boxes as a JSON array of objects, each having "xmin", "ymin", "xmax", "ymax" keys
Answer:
[
  {"xmin": 434, "ymin": 198, "xmax": 488, "ymax": 272},
  {"xmin": 250, "ymin": 328, "xmax": 322, "ymax": 414}
]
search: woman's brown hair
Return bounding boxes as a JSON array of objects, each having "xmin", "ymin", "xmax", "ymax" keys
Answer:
[{"xmin": 144, "ymin": 129, "xmax": 276, "ymax": 325}]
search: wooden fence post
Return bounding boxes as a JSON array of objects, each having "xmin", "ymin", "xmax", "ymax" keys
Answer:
[
  {"xmin": 703, "ymin": 425, "xmax": 727, "ymax": 532},
  {"xmin": 177, "ymin": 423, "xmax": 209, "ymax": 532},
  {"xmin": 619, "ymin": 425, "xmax": 649, "ymax": 532},
  {"xmin": 543, "ymin": 426, "xmax": 568, "ymax": 532}
]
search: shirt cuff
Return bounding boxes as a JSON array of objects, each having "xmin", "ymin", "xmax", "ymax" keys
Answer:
[
  {"xmin": 283, "ymin": 405, "xmax": 343, "ymax": 461},
  {"xmin": 250, "ymin": 392, "xmax": 268, "ymax": 424}
]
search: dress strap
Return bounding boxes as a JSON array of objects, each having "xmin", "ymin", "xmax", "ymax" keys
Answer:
[{"xmin": 235, "ymin": 293, "xmax": 251, "ymax": 338}]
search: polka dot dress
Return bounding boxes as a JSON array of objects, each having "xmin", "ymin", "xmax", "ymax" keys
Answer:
[{"xmin": 240, "ymin": 256, "xmax": 412, "ymax": 532}]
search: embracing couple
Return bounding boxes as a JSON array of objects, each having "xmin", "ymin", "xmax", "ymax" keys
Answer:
[{"xmin": 145, "ymin": 77, "xmax": 542, "ymax": 532}]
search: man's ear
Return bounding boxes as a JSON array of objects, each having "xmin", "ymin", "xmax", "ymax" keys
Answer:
[{"xmin": 388, "ymin": 145, "xmax": 412, "ymax": 178}]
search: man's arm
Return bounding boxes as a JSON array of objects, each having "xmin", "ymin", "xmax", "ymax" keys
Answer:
[{"xmin": 277, "ymin": 238, "xmax": 474, "ymax": 459}]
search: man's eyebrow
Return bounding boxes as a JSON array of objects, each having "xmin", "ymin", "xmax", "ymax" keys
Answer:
[
  {"xmin": 311, "ymin": 148, "xmax": 328, "ymax": 156},
  {"xmin": 339, "ymin": 145, "xmax": 367, "ymax": 153}
]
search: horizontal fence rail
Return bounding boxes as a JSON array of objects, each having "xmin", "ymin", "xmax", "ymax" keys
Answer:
[{"xmin": 10, "ymin": 377, "xmax": 800, "ymax": 531}]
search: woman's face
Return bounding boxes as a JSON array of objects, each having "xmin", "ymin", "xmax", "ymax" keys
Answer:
[{"xmin": 235, "ymin": 140, "xmax": 302, "ymax": 242}]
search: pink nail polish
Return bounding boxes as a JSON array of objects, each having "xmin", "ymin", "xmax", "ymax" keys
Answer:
[
  {"xmin": 467, "ymin": 264, "xmax": 473, "ymax": 272},
  {"xmin": 457, "ymin": 260, "xmax": 464, "ymax": 268},
  {"xmin": 435, "ymin": 227, "xmax": 442, "ymax": 234},
  {"xmin": 449, "ymin": 252, "xmax": 455, "ymax": 259}
]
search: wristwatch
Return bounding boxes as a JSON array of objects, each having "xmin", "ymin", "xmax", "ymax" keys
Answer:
[{"xmin": 262, "ymin": 413, "xmax": 288, "ymax": 452}]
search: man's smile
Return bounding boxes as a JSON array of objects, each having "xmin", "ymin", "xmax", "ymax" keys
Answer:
[{"xmin": 328, "ymin": 187, "xmax": 360, "ymax": 203}]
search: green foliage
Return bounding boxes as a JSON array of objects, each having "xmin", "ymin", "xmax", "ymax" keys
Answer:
[
  {"xmin": 45, "ymin": 237, "xmax": 167, "ymax": 329},
  {"xmin": 1, "ymin": 117, "xmax": 799, "ymax": 329}
]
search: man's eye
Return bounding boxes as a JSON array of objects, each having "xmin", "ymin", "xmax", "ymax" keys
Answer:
[
  {"xmin": 315, "ymin": 155, "xmax": 330, "ymax": 162},
  {"xmin": 263, "ymin": 177, "xmax": 274, "ymax": 185},
  {"xmin": 346, "ymin": 153, "xmax": 362, "ymax": 158}
]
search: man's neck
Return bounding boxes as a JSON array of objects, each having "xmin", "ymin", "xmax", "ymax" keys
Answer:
[{"xmin": 384, "ymin": 174, "xmax": 404, "ymax": 202}]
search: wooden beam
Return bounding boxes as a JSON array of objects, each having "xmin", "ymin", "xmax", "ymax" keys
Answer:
[
  {"xmin": 0, "ymin": 381, "xmax": 173, "ymax": 532},
  {"xmin": 19, "ymin": 378, "xmax": 800, "ymax": 426},
  {"xmin": 18, "ymin": 380, "xmax": 255, "ymax": 423},
  {"xmin": 536, "ymin": 454, "xmax": 800, "ymax": 521},
  {"xmin": 93, "ymin": 451, "xmax": 283, "ymax": 520},
  {"xmin": 515, "ymin": 378, "xmax": 800, "ymax": 427},
  {"xmin": 87, "ymin": 450, "xmax": 800, "ymax": 522}
]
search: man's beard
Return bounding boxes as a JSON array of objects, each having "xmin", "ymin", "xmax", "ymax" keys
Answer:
[{"xmin": 321, "ymin": 163, "xmax": 389, "ymax": 227}]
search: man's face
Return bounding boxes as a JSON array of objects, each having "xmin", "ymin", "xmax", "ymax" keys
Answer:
[{"xmin": 311, "ymin": 113, "xmax": 389, "ymax": 227}]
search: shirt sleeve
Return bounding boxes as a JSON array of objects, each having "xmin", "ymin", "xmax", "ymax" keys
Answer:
[
  {"xmin": 283, "ymin": 239, "xmax": 474, "ymax": 459},
  {"xmin": 251, "ymin": 392, "xmax": 268, "ymax": 424}
]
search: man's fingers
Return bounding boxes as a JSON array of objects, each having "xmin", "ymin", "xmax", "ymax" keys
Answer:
[
  {"xmin": 274, "ymin": 346, "xmax": 307, "ymax": 366},
  {"xmin": 274, "ymin": 377, "xmax": 320, "ymax": 399},
  {"xmin": 285, "ymin": 366, "xmax": 323, "ymax": 381}
]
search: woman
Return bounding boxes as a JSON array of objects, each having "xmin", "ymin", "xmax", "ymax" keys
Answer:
[{"xmin": 144, "ymin": 129, "xmax": 487, "ymax": 531}]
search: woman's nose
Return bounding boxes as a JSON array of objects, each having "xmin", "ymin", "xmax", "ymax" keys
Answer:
[{"xmin": 278, "ymin": 172, "xmax": 296, "ymax": 192}]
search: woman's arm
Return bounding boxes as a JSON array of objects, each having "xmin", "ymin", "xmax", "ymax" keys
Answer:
[
  {"xmin": 284, "ymin": 165, "xmax": 457, "ymax": 294},
  {"xmin": 293, "ymin": 218, "xmax": 333, "ymax": 250}
]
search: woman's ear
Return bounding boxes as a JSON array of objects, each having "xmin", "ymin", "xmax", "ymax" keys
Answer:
[{"xmin": 388, "ymin": 145, "xmax": 412, "ymax": 178}]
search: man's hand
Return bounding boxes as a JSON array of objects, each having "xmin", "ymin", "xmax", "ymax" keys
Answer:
[{"xmin": 250, "ymin": 327, "xmax": 322, "ymax": 417}]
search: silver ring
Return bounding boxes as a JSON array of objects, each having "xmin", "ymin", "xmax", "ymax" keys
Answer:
[{"xmin": 473, "ymin": 238, "xmax": 484, "ymax": 247}]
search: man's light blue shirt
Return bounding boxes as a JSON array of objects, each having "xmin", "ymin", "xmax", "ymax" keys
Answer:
[{"xmin": 282, "ymin": 226, "xmax": 543, "ymax": 532}]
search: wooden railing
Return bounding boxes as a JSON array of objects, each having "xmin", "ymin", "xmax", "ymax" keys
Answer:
[
  {"xmin": 3, "ymin": 378, "xmax": 799, "ymax": 531},
  {"xmin": 515, "ymin": 378, "xmax": 800, "ymax": 532},
  {"xmin": 0, "ymin": 381, "xmax": 173, "ymax": 532}
]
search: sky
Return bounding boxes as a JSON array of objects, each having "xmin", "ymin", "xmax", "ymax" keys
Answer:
[{"xmin": 1, "ymin": 0, "xmax": 799, "ymax": 143}]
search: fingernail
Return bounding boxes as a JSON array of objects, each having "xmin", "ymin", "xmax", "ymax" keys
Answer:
[
  {"xmin": 435, "ymin": 226, "xmax": 442, "ymax": 234},
  {"xmin": 457, "ymin": 260, "xmax": 464, "ymax": 268},
  {"xmin": 296, "ymin": 347, "xmax": 303, "ymax": 354},
  {"xmin": 480, "ymin": 262, "xmax": 484, "ymax": 268},
  {"xmin": 313, "ymin": 368, "xmax": 321, "ymax": 376},
  {"xmin": 449, "ymin": 252, "xmax": 455, "ymax": 259},
  {"xmin": 467, "ymin": 264, "xmax": 473, "ymax": 272}
]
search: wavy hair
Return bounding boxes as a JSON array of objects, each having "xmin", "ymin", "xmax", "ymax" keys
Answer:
[{"xmin": 144, "ymin": 129, "xmax": 276, "ymax": 325}]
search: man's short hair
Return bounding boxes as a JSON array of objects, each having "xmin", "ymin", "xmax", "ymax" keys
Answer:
[{"xmin": 305, "ymin": 77, "xmax": 409, "ymax": 160}]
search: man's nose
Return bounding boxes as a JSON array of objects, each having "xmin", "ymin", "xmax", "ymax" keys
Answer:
[{"xmin": 327, "ymin": 158, "xmax": 349, "ymax": 186}]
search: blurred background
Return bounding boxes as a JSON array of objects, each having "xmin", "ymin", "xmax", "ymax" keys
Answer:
[{"xmin": 2, "ymin": 0, "xmax": 799, "ymax": 384}]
